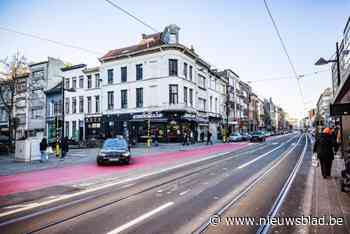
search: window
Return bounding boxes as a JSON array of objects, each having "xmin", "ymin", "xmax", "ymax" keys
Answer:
[
  {"xmin": 65, "ymin": 78, "xmax": 70, "ymax": 89},
  {"xmin": 65, "ymin": 121, "xmax": 69, "ymax": 137},
  {"xmin": 79, "ymin": 76, "xmax": 84, "ymax": 88},
  {"xmin": 198, "ymin": 74, "xmax": 206, "ymax": 89},
  {"xmin": 95, "ymin": 73, "xmax": 100, "ymax": 88},
  {"xmin": 183, "ymin": 63, "xmax": 188, "ymax": 78},
  {"xmin": 95, "ymin": 95, "xmax": 100, "ymax": 113},
  {"xmin": 107, "ymin": 69, "xmax": 113, "ymax": 84},
  {"xmin": 198, "ymin": 98, "xmax": 206, "ymax": 112},
  {"xmin": 121, "ymin": 89, "xmax": 128, "ymax": 109},
  {"xmin": 65, "ymin": 97, "xmax": 70, "ymax": 114},
  {"xmin": 189, "ymin": 65, "xmax": 193, "ymax": 81},
  {"xmin": 87, "ymin": 75, "xmax": 92, "ymax": 88},
  {"xmin": 72, "ymin": 97, "xmax": 77, "ymax": 113},
  {"xmin": 87, "ymin": 96, "xmax": 92, "ymax": 113},
  {"xmin": 210, "ymin": 96, "xmax": 213, "ymax": 112},
  {"xmin": 136, "ymin": 88, "xmax": 143, "ymax": 108},
  {"xmin": 169, "ymin": 84, "xmax": 178, "ymax": 104},
  {"xmin": 169, "ymin": 59, "xmax": 178, "ymax": 76},
  {"xmin": 53, "ymin": 101, "xmax": 61, "ymax": 115},
  {"xmin": 107, "ymin": 91, "xmax": 114, "ymax": 110},
  {"xmin": 184, "ymin": 87, "xmax": 188, "ymax": 105},
  {"xmin": 136, "ymin": 64, "xmax": 143, "ymax": 80},
  {"xmin": 215, "ymin": 97, "xmax": 218, "ymax": 113},
  {"xmin": 79, "ymin": 96, "xmax": 84, "ymax": 113},
  {"xmin": 72, "ymin": 121, "xmax": 77, "ymax": 138},
  {"xmin": 121, "ymin": 66, "xmax": 127, "ymax": 82},
  {"xmin": 72, "ymin": 77, "xmax": 77, "ymax": 89},
  {"xmin": 189, "ymin": 88, "xmax": 193, "ymax": 107}
]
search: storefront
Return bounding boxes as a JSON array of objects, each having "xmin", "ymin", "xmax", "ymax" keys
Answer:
[
  {"xmin": 129, "ymin": 112, "xmax": 203, "ymax": 143},
  {"xmin": 102, "ymin": 113, "xmax": 131, "ymax": 139},
  {"xmin": 85, "ymin": 115, "xmax": 103, "ymax": 140}
]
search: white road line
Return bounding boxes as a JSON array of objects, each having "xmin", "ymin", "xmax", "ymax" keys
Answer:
[
  {"xmin": 238, "ymin": 135, "xmax": 299, "ymax": 170},
  {"xmin": 121, "ymin": 183, "xmax": 135, "ymax": 188},
  {"xmin": 106, "ymin": 202, "xmax": 174, "ymax": 234},
  {"xmin": 0, "ymin": 136, "xmax": 296, "ymax": 219},
  {"xmin": 179, "ymin": 190, "xmax": 190, "ymax": 196}
]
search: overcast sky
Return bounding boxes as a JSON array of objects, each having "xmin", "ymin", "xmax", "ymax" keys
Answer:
[{"xmin": 0, "ymin": 0, "xmax": 349, "ymax": 119}]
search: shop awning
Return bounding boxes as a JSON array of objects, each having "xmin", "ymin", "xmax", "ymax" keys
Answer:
[{"xmin": 129, "ymin": 118, "xmax": 169, "ymax": 123}]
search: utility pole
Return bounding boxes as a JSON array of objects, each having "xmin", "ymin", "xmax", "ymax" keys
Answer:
[{"xmin": 225, "ymin": 83, "xmax": 230, "ymax": 142}]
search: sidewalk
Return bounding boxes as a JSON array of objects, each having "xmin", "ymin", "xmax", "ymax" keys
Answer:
[
  {"xmin": 270, "ymin": 138, "xmax": 350, "ymax": 234},
  {"xmin": 0, "ymin": 141, "xmax": 221, "ymax": 176},
  {"xmin": 309, "ymin": 156, "xmax": 350, "ymax": 234}
]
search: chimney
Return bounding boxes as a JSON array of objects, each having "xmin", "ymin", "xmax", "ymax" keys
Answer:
[{"xmin": 190, "ymin": 45, "xmax": 195, "ymax": 52}]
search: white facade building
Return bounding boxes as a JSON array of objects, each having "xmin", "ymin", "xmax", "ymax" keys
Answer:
[
  {"xmin": 62, "ymin": 64, "xmax": 101, "ymax": 141},
  {"xmin": 99, "ymin": 25, "xmax": 227, "ymax": 143}
]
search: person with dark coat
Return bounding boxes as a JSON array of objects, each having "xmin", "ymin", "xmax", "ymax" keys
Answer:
[
  {"xmin": 183, "ymin": 129, "xmax": 189, "ymax": 146},
  {"xmin": 61, "ymin": 136, "xmax": 69, "ymax": 159},
  {"xmin": 39, "ymin": 138, "xmax": 48, "ymax": 162},
  {"xmin": 313, "ymin": 128, "xmax": 337, "ymax": 179},
  {"xmin": 200, "ymin": 132, "xmax": 204, "ymax": 143},
  {"xmin": 206, "ymin": 130, "xmax": 213, "ymax": 145}
]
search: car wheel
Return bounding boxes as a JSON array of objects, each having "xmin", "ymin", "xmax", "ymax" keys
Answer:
[{"xmin": 124, "ymin": 158, "xmax": 130, "ymax": 165}]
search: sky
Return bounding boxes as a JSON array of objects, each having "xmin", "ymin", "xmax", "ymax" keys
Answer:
[{"xmin": 0, "ymin": 0, "xmax": 349, "ymax": 119}]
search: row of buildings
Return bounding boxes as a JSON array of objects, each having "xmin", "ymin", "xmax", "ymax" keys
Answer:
[{"xmin": 0, "ymin": 25, "xmax": 291, "ymax": 145}]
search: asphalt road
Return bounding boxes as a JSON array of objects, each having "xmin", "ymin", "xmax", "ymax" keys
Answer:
[{"xmin": 0, "ymin": 133, "xmax": 308, "ymax": 234}]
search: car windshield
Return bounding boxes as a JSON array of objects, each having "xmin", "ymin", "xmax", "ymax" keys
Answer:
[{"xmin": 102, "ymin": 139, "xmax": 128, "ymax": 150}]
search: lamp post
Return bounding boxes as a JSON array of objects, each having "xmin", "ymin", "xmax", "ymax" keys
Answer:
[{"xmin": 58, "ymin": 76, "xmax": 75, "ymax": 157}]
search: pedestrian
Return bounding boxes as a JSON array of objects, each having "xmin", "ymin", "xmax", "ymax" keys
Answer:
[
  {"xmin": 207, "ymin": 130, "xmax": 213, "ymax": 145},
  {"xmin": 153, "ymin": 129, "xmax": 159, "ymax": 147},
  {"xmin": 39, "ymin": 138, "xmax": 48, "ymax": 162},
  {"xmin": 183, "ymin": 129, "xmax": 189, "ymax": 146},
  {"xmin": 313, "ymin": 128, "xmax": 338, "ymax": 179},
  {"xmin": 200, "ymin": 132, "xmax": 204, "ymax": 143},
  {"xmin": 190, "ymin": 130, "xmax": 194, "ymax": 144},
  {"xmin": 61, "ymin": 136, "xmax": 69, "ymax": 160}
]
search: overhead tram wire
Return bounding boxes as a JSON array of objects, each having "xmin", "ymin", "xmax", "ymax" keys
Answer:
[
  {"xmin": 263, "ymin": 0, "xmax": 305, "ymax": 105},
  {"xmin": 247, "ymin": 69, "xmax": 329, "ymax": 83},
  {"xmin": 104, "ymin": 0, "xmax": 159, "ymax": 33},
  {"xmin": 0, "ymin": 26, "xmax": 103, "ymax": 56}
]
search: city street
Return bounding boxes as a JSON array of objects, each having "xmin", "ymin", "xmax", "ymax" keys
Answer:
[{"xmin": 0, "ymin": 133, "xmax": 311, "ymax": 234}]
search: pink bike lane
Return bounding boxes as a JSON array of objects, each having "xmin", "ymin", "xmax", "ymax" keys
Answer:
[{"xmin": 0, "ymin": 143, "xmax": 250, "ymax": 197}]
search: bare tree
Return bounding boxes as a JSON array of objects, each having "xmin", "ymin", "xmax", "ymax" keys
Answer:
[{"xmin": 0, "ymin": 52, "xmax": 28, "ymax": 152}]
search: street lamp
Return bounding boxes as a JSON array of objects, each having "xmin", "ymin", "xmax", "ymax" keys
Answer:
[{"xmin": 57, "ymin": 75, "xmax": 75, "ymax": 157}]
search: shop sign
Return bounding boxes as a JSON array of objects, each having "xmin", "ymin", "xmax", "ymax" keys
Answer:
[
  {"xmin": 133, "ymin": 113, "xmax": 163, "ymax": 119},
  {"xmin": 330, "ymin": 103, "xmax": 350, "ymax": 116},
  {"xmin": 183, "ymin": 113, "xmax": 196, "ymax": 119}
]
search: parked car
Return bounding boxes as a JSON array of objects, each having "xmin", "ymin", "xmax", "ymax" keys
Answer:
[
  {"xmin": 97, "ymin": 137, "xmax": 131, "ymax": 165},
  {"xmin": 250, "ymin": 131, "xmax": 266, "ymax": 142},
  {"xmin": 241, "ymin": 132, "xmax": 252, "ymax": 141},
  {"xmin": 228, "ymin": 133, "xmax": 243, "ymax": 142}
]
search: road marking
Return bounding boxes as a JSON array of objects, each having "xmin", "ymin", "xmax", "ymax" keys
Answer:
[
  {"xmin": 179, "ymin": 190, "xmax": 190, "ymax": 196},
  {"xmin": 157, "ymin": 190, "xmax": 163, "ymax": 193},
  {"xmin": 238, "ymin": 135, "xmax": 298, "ymax": 170},
  {"xmin": 121, "ymin": 183, "xmax": 135, "ymax": 188},
  {"xmin": 0, "ymin": 137, "xmax": 294, "ymax": 219},
  {"xmin": 106, "ymin": 202, "xmax": 174, "ymax": 234}
]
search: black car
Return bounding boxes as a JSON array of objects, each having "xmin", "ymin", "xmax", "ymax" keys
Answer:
[
  {"xmin": 97, "ymin": 137, "xmax": 131, "ymax": 165},
  {"xmin": 250, "ymin": 131, "xmax": 266, "ymax": 142}
]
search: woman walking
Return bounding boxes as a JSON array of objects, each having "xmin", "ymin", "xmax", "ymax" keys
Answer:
[{"xmin": 313, "ymin": 128, "xmax": 338, "ymax": 179}]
